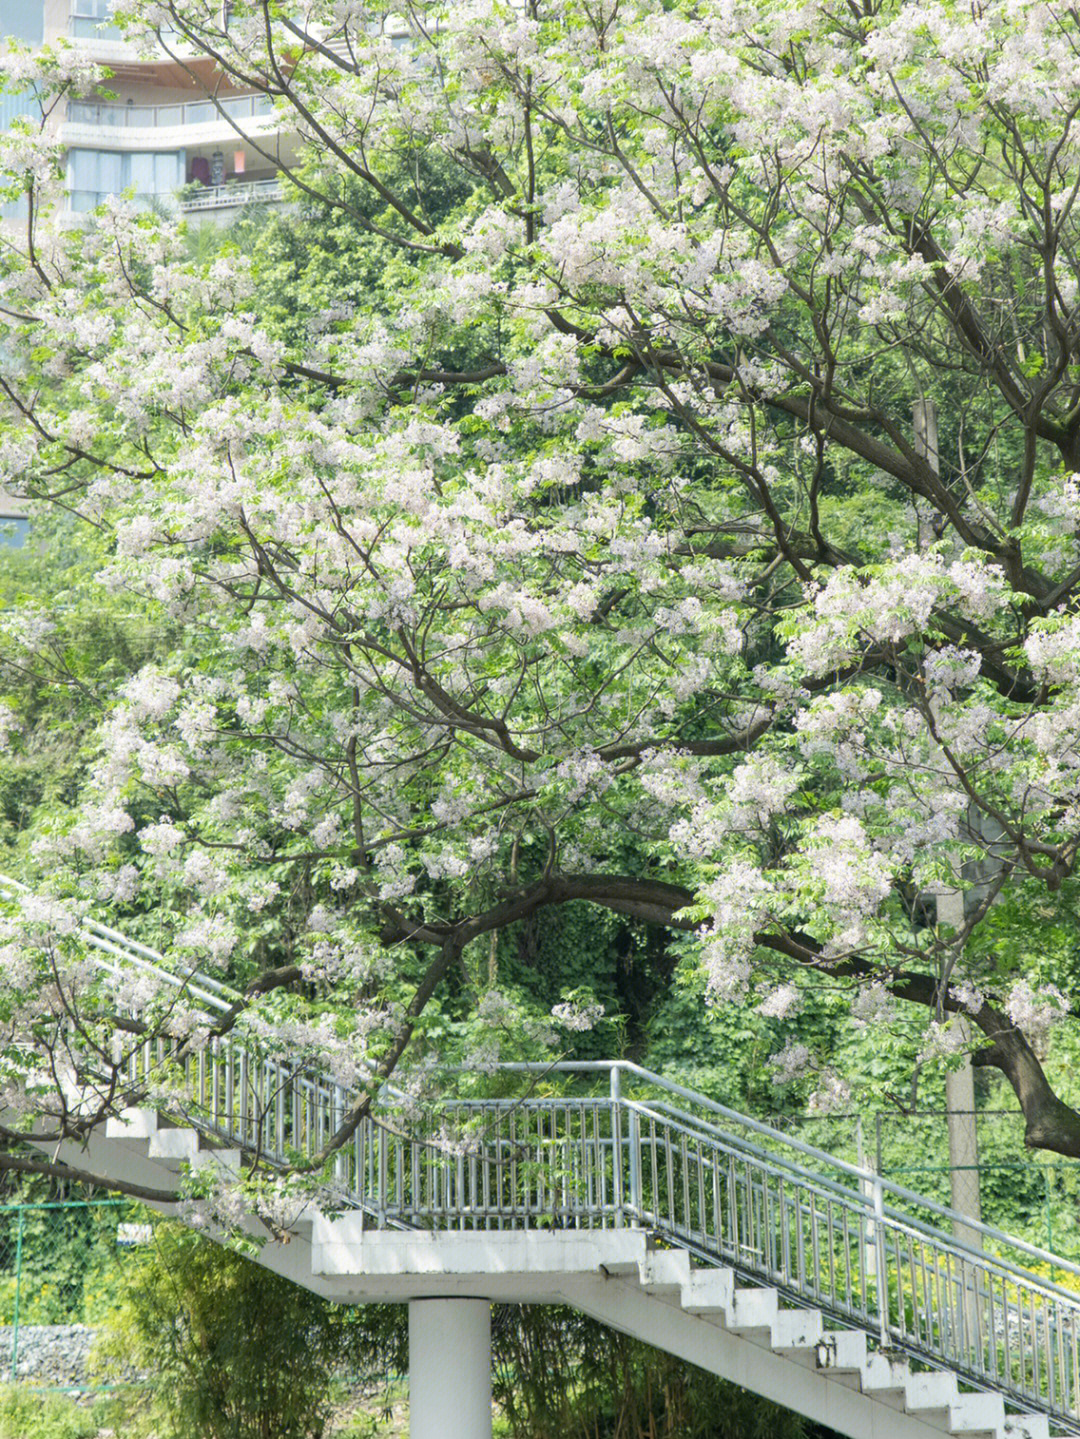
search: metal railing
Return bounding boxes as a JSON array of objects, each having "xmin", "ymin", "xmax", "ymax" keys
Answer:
[
  {"xmin": 65, "ymin": 94, "xmax": 275, "ymax": 130},
  {"xmin": 180, "ymin": 179, "xmax": 285, "ymax": 212},
  {"xmin": 3, "ymin": 875, "xmax": 1080, "ymax": 1429}
]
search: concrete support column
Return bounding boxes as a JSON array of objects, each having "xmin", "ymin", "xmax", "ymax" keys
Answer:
[{"xmin": 409, "ymin": 1298, "xmax": 492, "ymax": 1439}]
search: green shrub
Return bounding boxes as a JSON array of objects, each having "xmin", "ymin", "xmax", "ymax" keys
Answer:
[
  {"xmin": 92, "ymin": 1225, "xmax": 404, "ymax": 1439},
  {"xmin": 0, "ymin": 1385, "xmax": 98, "ymax": 1439}
]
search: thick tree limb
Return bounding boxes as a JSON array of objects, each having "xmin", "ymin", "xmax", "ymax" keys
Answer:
[{"xmin": 756, "ymin": 930, "xmax": 1080, "ymax": 1159}]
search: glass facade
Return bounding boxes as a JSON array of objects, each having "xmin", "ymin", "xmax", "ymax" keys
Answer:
[
  {"xmin": 70, "ymin": 0, "xmax": 122, "ymax": 41},
  {"xmin": 67, "ymin": 148, "xmax": 185, "ymax": 212},
  {"xmin": 66, "ymin": 94, "xmax": 273, "ymax": 128}
]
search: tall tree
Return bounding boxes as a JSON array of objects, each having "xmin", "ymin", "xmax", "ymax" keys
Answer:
[{"xmin": 2, "ymin": 0, "xmax": 1080, "ymax": 1199}]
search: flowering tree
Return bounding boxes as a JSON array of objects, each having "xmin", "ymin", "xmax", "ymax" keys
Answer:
[{"xmin": 2, "ymin": 0, "xmax": 1080, "ymax": 1200}]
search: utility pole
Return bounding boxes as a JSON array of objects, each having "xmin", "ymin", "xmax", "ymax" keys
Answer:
[{"xmin": 913, "ymin": 398, "xmax": 983, "ymax": 1250}]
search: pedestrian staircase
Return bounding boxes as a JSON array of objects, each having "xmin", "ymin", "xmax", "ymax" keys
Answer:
[{"xmin": 6, "ymin": 874, "xmax": 1080, "ymax": 1439}]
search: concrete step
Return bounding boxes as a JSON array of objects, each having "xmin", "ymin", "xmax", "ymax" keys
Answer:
[
  {"xmin": 104, "ymin": 1106, "xmax": 159, "ymax": 1142},
  {"xmin": 769, "ymin": 1306, "xmax": 824, "ymax": 1359},
  {"xmin": 905, "ymin": 1370, "xmax": 960, "ymax": 1415},
  {"xmin": 729, "ymin": 1286, "xmax": 779, "ymax": 1338},
  {"xmin": 858, "ymin": 1350, "xmax": 912, "ymax": 1407},
  {"xmin": 945, "ymin": 1391, "xmax": 1005, "ymax": 1436},
  {"xmin": 148, "ymin": 1127, "xmax": 200, "ymax": 1165},
  {"xmin": 638, "ymin": 1250, "xmax": 691, "ymax": 1295},
  {"xmin": 1004, "ymin": 1420, "xmax": 1051, "ymax": 1439},
  {"xmin": 680, "ymin": 1268, "xmax": 734, "ymax": 1317},
  {"xmin": 816, "ymin": 1327, "xmax": 868, "ymax": 1386}
]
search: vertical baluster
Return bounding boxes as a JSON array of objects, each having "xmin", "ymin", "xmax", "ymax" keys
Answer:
[
  {"xmin": 742, "ymin": 1160, "xmax": 753, "ymax": 1268},
  {"xmin": 481, "ymin": 1126, "xmax": 490, "ymax": 1229},
  {"xmin": 377, "ymin": 1125, "xmax": 387, "ymax": 1227},
  {"xmin": 649, "ymin": 1118, "xmax": 660, "ymax": 1229},
  {"xmin": 1064, "ymin": 1295, "xmax": 1075, "ymax": 1415},
  {"xmin": 609, "ymin": 1072, "xmax": 623, "ymax": 1228},
  {"xmin": 664, "ymin": 1124, "xmax": 674, "ymax": 1235},
  {"xmin": 905, "ymin": 1236, "xmax": 920, "ymax": 1345},
  {"xmin": 726, "ymin": 1155, "xmax": 738, "ymax": 1260},
  {"xmin": 761, "ymin": 1173, "xmax": 772, "ymax": 1280},
  {"xmin": 891, "ymin": 1229, "xmax": 905, "ymax": 1341},
  {"xmin": 628, "ymin": 1110, "xmax": 642, "ymax": 1223},
  {"xmin": 212, "ymin": 1037, "xmax": 221, "ymax": 1129},
  {"xmin": 225, "ymin": 1044, "xmax": 235, "ymax": 1141},
  {"xmin": 923, "ymin": 1241, "xmax": 935, "ymax": 1354},
  {"xmin": 594, "ymin": 1105, "xmax": 605, "ymax": 1224},
  {"xmin": 697, "ymin": 1142, "xmax": 707, "ymax": 1248},
  {"xmin": 360, "ymin": 1116, "xmax": 371, "ymax": 1208},
  {"xmin": 680, "ymin": 1132, "xmax": 690, "ymax": 1238},
  {"xmin": 872, "ymin": 1181, "xmax": 888, "ymax": 1346},
  {"xmin": 510, "ymin": 1110, "xmax": 519, "ymax": 1224},
  {"xmin": 807, "ymin": 1193, "xmax": 819, "ymax": 1300},
  {"xmin": 972, "ymin": 1260, "xmax": 986, "ymax": 1377},
  {"xmin": 241, "ymin": 1049, "xmax": 252, "ymax": 1146},
  {"xmin": 274, "ymin": 1065, "xmax": 285, "ymax": 1162},
  {"xmin": 1046, "ymin": 1299, "xmax": 1057, "ymax": 1409},
  {"xmin": 425, "ymin": 1125, "xmax": 434, "ymax": 1221},
  {"xmin": 794, "ymin": 1184, "xmax": 807, "ymax": 1294},
  {"xmin": 1031, "ymin": 1290, "xmax": 1041, "ymax": 1401}
]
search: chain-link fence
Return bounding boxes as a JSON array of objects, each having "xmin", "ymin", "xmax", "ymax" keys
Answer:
[{"xmin": 0, "ymin": 1198, "xmax": 153, "ymax": 1389}]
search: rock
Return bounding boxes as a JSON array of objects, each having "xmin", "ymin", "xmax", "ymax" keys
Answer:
[{"xmin": 0, "ymin": 1324, "xmax": 97, "ymax": 1386}]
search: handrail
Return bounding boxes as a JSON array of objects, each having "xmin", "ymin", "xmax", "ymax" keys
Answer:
[
  {"xmin": 6, "ymin": 877, "xmax": 1080, "ymax": 1427},
  {"xmin": 0, "ymin": 873, "xmax": 236, "ymax": 1015},
  {"xmin": 471, "ymin": 1060, "xmax": 1080, "ymax": 1280}
]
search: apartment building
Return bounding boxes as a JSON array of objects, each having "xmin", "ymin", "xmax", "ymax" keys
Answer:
[{"xmin": 5, "ymin": 0, "xmax": 299, "ymax": 221}]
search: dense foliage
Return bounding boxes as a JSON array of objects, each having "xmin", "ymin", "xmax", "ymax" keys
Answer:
[
  {"xmin": 0, "ymin": 0, "xmax": 1080, "ymax": 1224},
  {"xmin": 492, "ymin": 1304, "xmax": 816, "ymax": 1439},
  {"xmin": 92, "ymin": 1223, "xmax": 403, "ymax": 1439}
]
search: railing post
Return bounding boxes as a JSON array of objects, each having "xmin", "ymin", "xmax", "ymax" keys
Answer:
[
  {"xmin": 873, "ymin": 1178, "xmax": 889, "ymax": 1346},
  {"xmin": 610, "ymin": 1065, "xmax": 624, "ymax": 1227},
  {"xmin": 628, "ymin": 1108, "xmax": 642, "ymax": 1222}
]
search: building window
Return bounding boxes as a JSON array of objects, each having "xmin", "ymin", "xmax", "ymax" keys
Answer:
[
  {"xmin": 0, "ymin": 2, "xmax": 43, "ymax": 44},
  {"xmin": 67, "ymin": 148, "xmax": 185, "ymax": 212},
  {"xmin": 70, "ymin": 0, "xmax": 122, "ymax": 41}
]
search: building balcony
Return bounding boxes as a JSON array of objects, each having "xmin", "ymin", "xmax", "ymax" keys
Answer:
[
  {"xmin": 64, "ymin": 176, "xmax": 287, "ymax": 220},
  {"xmin": 179, "ymin": 177, "xmax": 286, "ymax": 213},
  {"xmin": 61, "ymin": 94, "xmax": 280, "ymax": 151}
]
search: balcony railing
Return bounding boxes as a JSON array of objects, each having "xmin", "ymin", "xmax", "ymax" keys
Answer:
[
  {"xmin": 66, "ymin": 94, "xmax": 275, "ymax": 130},
  {"xmin": 179, "ymin": 178, "xmax": 285, "ymax": 212},
  {"xmin": 64, "ymin": 178, "xmax": 284, "ymax": 217}
]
